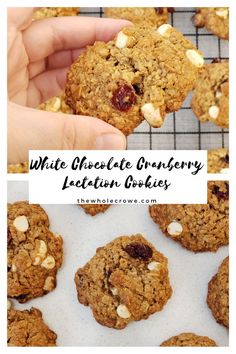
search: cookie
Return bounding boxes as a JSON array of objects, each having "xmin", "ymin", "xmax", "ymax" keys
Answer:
[
  {"xmin": 8, "ymin": 307, "xmax": 57, "ymax": 346},
  {"xmin": 8, "ymin": 162, "xmax": 29, "ymax": 173},
  {"xmin": 193, "ymin": 8, "xmax": 229, "ymax": 40},
  {"xmin": 33, "ymin": 7, "xmax": 79, "ymax": 20},
  {"xmin": 104, "ymin": 8, "xmax": 173, "ymax": 27},
  {"xmin": 80, "ymin": 204, "xmax": 111, "ymax": 216},
  {"xmin": 75, "ymin": 234, "xmax": 172, "ymax": 329},
  {"xmin": 160, "ymin": 333, "xmax": 217, "ymax": 347},
  {"xmin": 38, "ymin": 93, "xmax": 73, "ymax": 114},
  {"xmin": 149, "ymin": 181, "xmax": 229, "ymax": 252},
  {"xmin": 207, "ymin": 256, "xmax": 229, "ymax": 327},
  {"xmin": 65, "ymin": 25, "xmax": 203, "ymax": 136},
  {"xmin": 7, "ymin": 201, "xmax": 63, "ymax": 303},
  {"xmin": 191, "ymin": 60, "xmax": 229, "ymax": 128},
  {"xmin": 208, "ymin": 148, "xmax": 229, "ymax": 173}
]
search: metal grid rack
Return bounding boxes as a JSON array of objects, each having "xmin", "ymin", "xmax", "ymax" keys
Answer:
[{"xmin": 79, "ymin": 7, "xmax": 229, "ymax": 150}]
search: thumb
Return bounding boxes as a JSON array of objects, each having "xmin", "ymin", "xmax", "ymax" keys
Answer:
[{"xmin": 8, "ymin": 102, "xmax": 126, "ymax": 164}]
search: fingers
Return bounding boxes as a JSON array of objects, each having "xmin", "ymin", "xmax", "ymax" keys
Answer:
[
  {"xmin": 7, "ymin": 8, "xmax": 34, "ymax": 31},
  {"xmin": 23, "ymin": 16, "xmax": 132, "ymax": 62},
  {"xmin": 27, "ymin": 67, "xmax": 69, "ymax": 106},
  {"xmin": 45, "ymin": 48, "xmax": 84, "ymax": 71},
  {"xmin": 28, "ymin": 48, "xmax": 83, "ymax": 79},
  {"xmin": 8, "ymin": 102, "xmax": 126, "ymax": 163}
]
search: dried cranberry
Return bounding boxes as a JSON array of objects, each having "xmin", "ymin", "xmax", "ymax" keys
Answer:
[
  {"xmin": 212, "ymin": 58, "xmax": 221, "ymax": 64},
  {"xmin": 124, "ymin": 242, "xmax": 153, "ymax": 261},
  {"xmin": 111, "ymin": 84, "xmax": 136, "ymax": 112},
  {"xmin": 225, "ymin": 154, "xmax": 229, "ymax": 164},
  {"xmin": 132, "ymin": 84, "xmax": 142, "ymax": 95},
  {"xmin": 155, "ymin": 7, "xmax": 174, "ymax": 14},
  {"xmin": 212, "ymin": 183, "xmax": 229, "ymax": 200},
  {"xmin": 7, "ymin": 229, "xmax": 12, "ymax": 247},
  {"xmin": 14, "ymin": 294, "xmax": 29, "ymax": 301},
  {"xmin": 155, "ymin": 7, "xmax": 164, "ymax": 14}
]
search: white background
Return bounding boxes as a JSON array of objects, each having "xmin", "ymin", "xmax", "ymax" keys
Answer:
[{"xmin": 8, "ymin": 181, "xmax": 229, "ymax": 346}]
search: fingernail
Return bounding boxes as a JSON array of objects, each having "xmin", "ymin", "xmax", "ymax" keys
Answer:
[{"xmin": 95, "ymin": 133, "xmax": 126, "ymax": 150}]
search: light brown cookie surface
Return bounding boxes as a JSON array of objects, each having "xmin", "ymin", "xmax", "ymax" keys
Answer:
[
  {"xmin": 149, "ymin": 181, "xmax": 229, "ymax": 252},
  {"xmin": 80, "ymin": 204, "xmax": 111, "ymax": 216},
  {"xmin": 75, "ymin": 234, "xmax": 172, "ymax": 329},
  {"xmin": 207, "ymin": 256, "xmax": 229, "ymax": 327},
  {"xmin": 160, "ymin": 333, "xmax": 217, "ymax": 347},
  {"xmin": 208, "ymin": 148, "xmax": 229, "ymax": 173},
  {"xmin": 193, "ymin": 7, "xmax": 229, "ymax": 40},
  {"xmin": 8, "ymin": 201, "xmax": 63, "ymax": 302},
  {"xmin": 65, "ymin": 25, "xmax": 203, "ymax": 135},
  {"xmin": 8, "ymin": 308, "xmax": 57, "ymax": 346},
  {"xmin": 105, "ymin": 7, "xmax": 173, "ymax": 27},
  {"xmin": 191, "ymin": 60, "xmax": 229, "ymax": 128},
  {"xmin": 33, "ymin": 7, "xmax": 79, "ymax": 20}
]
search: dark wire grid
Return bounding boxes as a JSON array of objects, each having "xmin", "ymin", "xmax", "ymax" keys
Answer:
[{"xmin": 79, "ymin": 7, "xmax": 229, "ymax": 151}]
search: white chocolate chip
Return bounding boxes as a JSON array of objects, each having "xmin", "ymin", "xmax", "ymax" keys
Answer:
[
  {"xmin": 156, "ymin": 24, "xmax": 172, "ymax": 36},
  {"xmin": 148, "ymin": 261, "xmax": 161, "ymax": 271},
  {"xmin": 41, "ymin": 255, "xmax": 55, "ymax": 270},
  {"xmin": 11, "ymin": 263, "xmax": 17, "ymax": 272},
  {"xmin": 115, "ymin": 31, "xmax": 128, "ymax": 49},
  {"xmin": 111, "ymin": 287, "xmax": 118, "ymax": 296},
  {"xmin": 209, "ymin": 105, "xmax": 219, "ymax": 119},
  {"xmin": 7, "ymin": 299, "xmax": 12, "ymax": 310},
  {"xmin": 167, "ymin": 221, "xmax": 183, "ymax": 236},
  {"xmin": 43, "ymin": 276, "xmax": 55, "ymax": 291},
  {"xmin": 36, "ymin": 239, "xmax": 47, "ymax": 258},
  {"xmin": 116, "ymin": 304, "xmax": 131, "ymax": 319},
  {"xmin": 220, "ymin": 168, "xmax": 229, "ymax": 174},
  {"xmin": 186, "ymin": 49, "xmax": 204, "ymax": 68},
  {"xmin": 215, "ymin": 90, "xmax": 222, "ymax": 99},
  {"xmin": 215, "ymin": 9, "xmax": 228, "ymax": 19},
  {"xmin": 33, "ymin": 256, "xmax": 41, "ymax": 266},
  {"xmin": 51, "ymin": 97, "xmax": 61, "ymax": 112},
  {"xmin": 141, "ymin": 103, "xmax": 163, "ymax": 127},
  {"xmin": 13, "ymin": 215, "xmax": 29, "ymax": 232}
]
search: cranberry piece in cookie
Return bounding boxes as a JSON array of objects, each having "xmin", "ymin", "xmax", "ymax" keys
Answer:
[{"xmin": 111, "ymin": 84, "xmax": 137, "ymax": 112}]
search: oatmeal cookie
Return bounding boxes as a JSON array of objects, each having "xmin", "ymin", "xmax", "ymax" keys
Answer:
[
  {"xmin": 193, "ymin": 8, "xmax": 229, "ymax": 40},
  {"xmin": 75, "ymin": 234, "xmax": 172, "ymax": 329},
  {"xmin": 160, "ymin": 333, "xmax": 217, "ymax": 346},
  {"xmin": 104, "ymin": 8, "xmax": 173, "ymax": 27},
  {"xmin": 8, "ymin": 307, "xmax": 57, "ymax": 346},
  {"xmin": 208, "ymin": 148, "xmax": 229, "ymax": 173},
  {"xmin": 207, "ymin": 256, "xmax": 229, "ymax": 327},
  {"xmin": 191, "ymin": 60, "xmax": 229, "ymax": 128},
  {"xmin": 80, "ymin": 204, "xmax": 111, "ymax": 216},
  {"xmin": 65, "ymin": 25, "xmax": 203, "ymax": 135},
  {"xmin": 8, "ymin": 201, "xmax": 63, "ymax": 302},
  {"xmin": 149, "ymin": 181, "xmax": 229, "ymax": 252},
  {"xmin": 33, "ymin": 7, "xmax": 79, "ymax": 20}
]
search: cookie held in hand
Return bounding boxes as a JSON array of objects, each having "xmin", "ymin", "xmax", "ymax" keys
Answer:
[{"xmin": 65, "ymin": 25, "xmax": 203, "ymax": 135}]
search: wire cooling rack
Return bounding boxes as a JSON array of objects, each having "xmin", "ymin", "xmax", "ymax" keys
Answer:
[{"xmin": 79, "ymin": 7, "xmax": 229, "ymax": 150}]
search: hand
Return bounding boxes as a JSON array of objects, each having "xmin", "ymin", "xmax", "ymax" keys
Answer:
[{"xmin": 8, "ymin": 8, "xmax": 130, "ymax": 163}]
